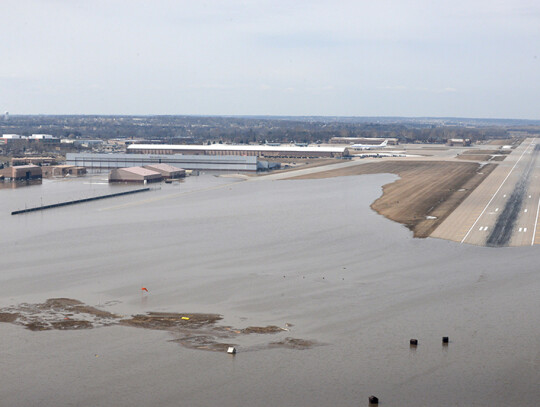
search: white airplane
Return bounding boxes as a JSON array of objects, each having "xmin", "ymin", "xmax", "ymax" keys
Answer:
[{"xmin": 350, "ymin": 140, "xmax": 388, "ymax": 150}]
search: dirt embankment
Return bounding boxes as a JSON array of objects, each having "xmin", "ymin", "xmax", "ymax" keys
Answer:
[
  {"xmin": 0, "ymin": 298, "xmax": 317, "ymax": 352},
  {"xmin": 287, "ymin": 161, "xmax": 496, "ymax": 238}
]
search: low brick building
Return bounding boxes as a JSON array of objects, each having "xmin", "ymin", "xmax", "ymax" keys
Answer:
[
  {"xmin": 0, "ymin": 164, "xmax": 42, "ymax": 180},
  {"xmin": 109, "ymin": 167, "xmax": 162, "ymax": 183},
  {"xmin": 42, "ymin": 165, "xmax": 87, "ymax": 177}
]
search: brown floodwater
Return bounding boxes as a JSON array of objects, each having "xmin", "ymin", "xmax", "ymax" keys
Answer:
[{"xmin": 0, "ymin": 173, "xmax": 539, "ymax": 406}]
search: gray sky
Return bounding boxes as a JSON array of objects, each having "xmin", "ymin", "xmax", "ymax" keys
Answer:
[{"xmin": 1, "ymin": 0, "xmax": 539, "ymax": 118}]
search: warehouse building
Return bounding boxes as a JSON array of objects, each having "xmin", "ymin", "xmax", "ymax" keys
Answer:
[
  {"xmin": 0, "ymin": 164, "xmax": 42, "ymax": 180},
  {"xmin": 127, "ymin": 144, "xmax": 349, "ymax": 158},
  {"xmin": 142, "ymin": 163, "xmax": 185, "ymax": 179},
  {"xmin": 67, "ymin": 153, "xmax": 260, "ymax": 172},
  {"xmin": 109, "ymin": 167, "xmax": 162, "ymax": 183}
]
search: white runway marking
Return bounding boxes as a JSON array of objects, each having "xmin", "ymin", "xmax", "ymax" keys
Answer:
[
  {"xmin": 533, "ymin": 195, "xmax": 540, "ymax": 245},
  {"xmin": 495, "ymin": 208, "xmax": 499, "ymax": 212},
  {"xmin": 460, "ymin": 139, "xmax": 536, "ymax": 244},
  {"xmin": 519, "ymin": 228, "xmax": 523, "ymax": 232},
  {"xmin": 524, "ymin": 228, "xmax": 527, "ymax": 232},
  {"xmin": 529, "ymin": 195, "xmax": 532, "ymax": 198},
  {"xmin": 525, "ymin": 209, "xmax": 528, "ymax": 213}
]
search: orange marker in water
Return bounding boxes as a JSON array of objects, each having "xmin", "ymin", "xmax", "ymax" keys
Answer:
[{"xmin": 141, "ymin": 287, "xmax": 149, "ymax": 292}]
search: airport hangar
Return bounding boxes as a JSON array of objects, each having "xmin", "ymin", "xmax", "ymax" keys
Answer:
[
  {"xmin": 108, "ymin": 164, "xmax": 186, "ymax": 183},
  {"xmin": 109, "ymin": 167, "xmax": 163, "ymax": 183},
  {"xmin": 66, "ymin": 152, "xmax": 261, "ymax": 172},
  {"xmin": 127, "ymin": 144, "xmax": 350, "ymax": 158}
]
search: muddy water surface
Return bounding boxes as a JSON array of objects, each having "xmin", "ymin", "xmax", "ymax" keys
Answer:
[{"xmin": 0, "ymin": 173, "xmax": 539, "ymax": 406}]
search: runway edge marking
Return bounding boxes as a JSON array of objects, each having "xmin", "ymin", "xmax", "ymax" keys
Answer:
[{"xmin": 531, "ymin": 192, "xmax": 540, "ymax": 245}]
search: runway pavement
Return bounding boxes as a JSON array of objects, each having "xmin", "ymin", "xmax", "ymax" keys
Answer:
[{"xmin": 432, "ymin": 138, "xmax": 540, "ymax": 246}]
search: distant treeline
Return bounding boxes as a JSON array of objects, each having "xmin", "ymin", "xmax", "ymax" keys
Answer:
[{"xmin": 0, "ymin": 115, "xmax": 529, "ymax": 145}]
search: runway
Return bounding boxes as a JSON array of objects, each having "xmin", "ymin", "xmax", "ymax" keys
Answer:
[{"xmin": 431, "ymin": 138, "xmax": 540, "ymax": 246}]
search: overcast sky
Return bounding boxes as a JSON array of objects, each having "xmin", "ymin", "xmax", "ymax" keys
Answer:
[{"xmin": 1, "ymin": 0, "xmax": 539, "ymax": 118}]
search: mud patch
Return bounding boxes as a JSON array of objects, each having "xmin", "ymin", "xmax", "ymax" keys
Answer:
[
  {"xmin": 172, "ymin": 335, "xmax": 236, "ymax": 352},
  {"xmin": 120, "ymin": 312, "xmax": 222, "ymax": 330},
  {"xmin": 0, "ymin": 298, "xmax": 119, "ymax": 331},
  {"xmin": 242, "ymin": 325, "xmax": 285, "ymax": 334},
  {"xmin": 0, "ymin": 312, "xmax": 19, "ymax": 323},
  {"xmin": 269, "ymin": 337, "xmax": 317, "ymax": 350},
  {"xmin": 0, "ymin": 299, "xmax": 316, "ymax": 353},
  {"xmin": 51, "ymin": 320, "xmax": 93, "ymax": 330}
]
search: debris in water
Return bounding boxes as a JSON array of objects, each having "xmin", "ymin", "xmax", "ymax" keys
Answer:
[{"xmin": 369, "ymin": 395, "xmax": 379, "ymax": 404}]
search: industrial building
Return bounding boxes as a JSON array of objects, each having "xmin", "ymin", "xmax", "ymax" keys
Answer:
[
  {"xmin": 11, "ymin": 157, "xmax": 59, "ymax": 166},
  {"xmin": 61, "ymin": 139, "xmax": 104, "ymax": 148},
  {"xmin": 30, "ymin": 134, "xmax": 58, "ymax": 140},
  {"xmin": 41, "ymin": 165, "xmax": 87, "ymax": 178},
  {"xmin": 67, "ymin": 153, "xmax": 260, "ymax": 172},
  {"xmin": 142, "ymin": 163, "xmax": 185, "ymax": 179},
  {"xmin": 0, "ymin": 164, "xmax": 42, "ymax": 180},
  {"xmin": 447, "ymin": 138, "xmax": 472, "ymax": 146},
  {"xmin": 127, "ymin": 144, "xmax": 349, "ymax": 158},
  {"xmin": 330, "ymin": 137, "xmax": 399, "ymax": 145},
  {"xmin": 109, "ymin": 167, "xmax": 162, "ymax": 183}
]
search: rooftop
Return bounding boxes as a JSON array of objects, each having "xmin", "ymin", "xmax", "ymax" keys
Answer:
[
  {"xmin": 129, "ymin": 144, "xmax": 347, "ymax": 153},
  {"xmin": 121, "ymin": 167, "xmax": 161, "ymax": 176},
  {"xmin": 12, "ymin": 164, "xmax": 40, "ymax": 169}
]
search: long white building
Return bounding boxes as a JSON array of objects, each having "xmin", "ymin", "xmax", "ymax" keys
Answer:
[
  {"xmin": 127, "ymin": 144, "xmax": 349, "ymax": 158},
  {"xmin": 66, "ymin": 153, "xmax": 260, "ymax": 172}
]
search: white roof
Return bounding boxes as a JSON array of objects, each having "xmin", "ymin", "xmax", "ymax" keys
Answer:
[
  {"xmin": 121, "ymin": 167, "xmax": 161, "ymax": 176},
  {"xmin": 30, "ymin": 134, "xmax": 56, "ymax": 139},
  {"xmin": 129, "ymin": 144, "xmax": 347, "ymax": 153},
  {"xmin": 2, "ymin": 134, "xmax": 22, "ymax": 139}
]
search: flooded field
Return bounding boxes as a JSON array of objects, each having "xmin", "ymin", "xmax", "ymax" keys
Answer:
[{"xmin": 0, "ymin": 173, "xmax": 539, "ymax": 406}]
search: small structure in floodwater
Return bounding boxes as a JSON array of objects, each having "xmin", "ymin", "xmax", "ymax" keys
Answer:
[
  {"xmin": 0, "ymin": 164, "xmax": 42, "ymax": 181},
  {"xmin": 41, "ymin": 165, "xmax": 87, "ymax": 178},
  {"xmin": 109, "ymin": 167, "xmax": 162, "ymax": 183}
]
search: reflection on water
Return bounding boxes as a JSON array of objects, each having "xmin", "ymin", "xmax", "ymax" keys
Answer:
[{"xmin": 0, "ymin": 179, "xmax": 42, "ymax": 189}]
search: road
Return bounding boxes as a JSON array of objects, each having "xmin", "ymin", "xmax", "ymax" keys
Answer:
[{"xmin": 432, "ymin": 138, "xmax": 540, "ymax": 246}]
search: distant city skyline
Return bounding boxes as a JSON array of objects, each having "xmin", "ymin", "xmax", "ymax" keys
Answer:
[{"xmin": 1, "ymin": 0, "xmax": 539, "ymax": 119}]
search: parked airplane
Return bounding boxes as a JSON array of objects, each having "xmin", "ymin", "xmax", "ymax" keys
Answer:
[{"xmin": 350, "ymin": 140, "xmax": 388, "ymax": 150}]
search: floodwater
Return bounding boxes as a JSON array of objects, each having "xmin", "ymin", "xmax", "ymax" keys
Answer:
[{"xmin": 0, "ymin": 173, "xmax": 539, "ymax": 406}]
